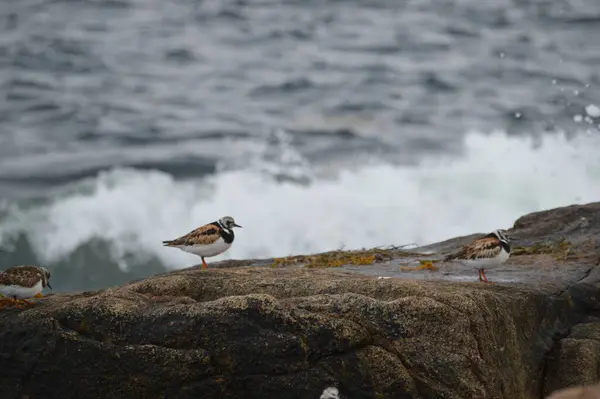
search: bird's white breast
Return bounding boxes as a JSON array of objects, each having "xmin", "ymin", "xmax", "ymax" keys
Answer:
[
  {"xmin": 0, "ymin": 280, "xmax": 43, "ymax": 299},
  {"xmin": 462, "ymin": 247, "xmax": 510, "ymax": 269},
  {"xmin": 178, "ymin": 237, "xmax": 232, "ymax": 258}
]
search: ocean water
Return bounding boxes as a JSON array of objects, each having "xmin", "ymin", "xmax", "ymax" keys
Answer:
[{"xmin": 0, "ymin": 0, "xmax": 599, "ymax": 292}]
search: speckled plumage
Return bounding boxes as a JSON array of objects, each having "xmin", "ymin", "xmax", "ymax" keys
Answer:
[
  {"xmin": 446, "ymin": 236, "xmax": 506, "ymax": 261},
  {"xmin": 162, "ymin": 216, "xmax": 242, "ymax": 269},
  {"xmin": 445, "ymin": 229, "xmax": 512, "ymax": 283},
  {"xmin": 0, "ymin": 265, "xmax": 52, "ymax": 301}
]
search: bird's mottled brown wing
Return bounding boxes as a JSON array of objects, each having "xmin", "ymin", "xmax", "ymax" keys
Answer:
[
  {"xmin": 0, "ymin": 269, "xmax": 41, "ymax": 288},
  {"xmin": 162, "ymin": 223, "xmax": 221, "ymax": 247},
  {"xmin": 4, "ymin": 265, "xmax": 41, "ymax": 275},
  {"xmin": 445, "ymin": 237, "xmax": 502, "ymax": 261},
  {"xmin": 0, "ymin": 272, "xmax": 15, "ymax": 286}
]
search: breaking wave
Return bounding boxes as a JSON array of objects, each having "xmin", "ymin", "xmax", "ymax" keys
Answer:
[{"xmin": 1, "ymin": 130, "xmax": 599, "ymax": 272}]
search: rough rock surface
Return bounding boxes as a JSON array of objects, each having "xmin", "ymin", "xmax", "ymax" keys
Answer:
[{"xmin": 1, "ymin": 202, "xmax": 600, "ymax": 399}]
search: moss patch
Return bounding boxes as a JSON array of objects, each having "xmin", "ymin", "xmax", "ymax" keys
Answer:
[
  {"xmin": 512, "ymin": 240, "xmax": 578, "ymax": 260},
  {"xmin": 272, "ymin": 246, "xmax": 419, "ymax": 269}
]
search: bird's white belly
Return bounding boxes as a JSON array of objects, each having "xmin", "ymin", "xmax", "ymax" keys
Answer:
[
  {"xmin": 0, "ymin": 280, "xmax": 43, "ymax": 299},
  {"xmin": 462, "ymin": 248, "xmax": 510, "ymax": 269},
  {"xmin": 178, "ymin": 237, "xmax": 232, "ymax": 258}
]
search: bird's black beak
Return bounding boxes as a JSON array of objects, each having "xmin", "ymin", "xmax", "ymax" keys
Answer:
[{"xmin": 233, "ymin": 223, "xmax": 242, "ymax": 228}]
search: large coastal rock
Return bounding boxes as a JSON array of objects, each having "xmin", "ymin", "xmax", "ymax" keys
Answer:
[{"xmin": 1, "ymin": 202, "xmax": 600, "ymax": 399}]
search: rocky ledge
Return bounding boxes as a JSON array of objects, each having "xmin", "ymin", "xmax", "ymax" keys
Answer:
[{"xmin": 1, "ymin": 202, "xmax": 600, "ymax": 399}]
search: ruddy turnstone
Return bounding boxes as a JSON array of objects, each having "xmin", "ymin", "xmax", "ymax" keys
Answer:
[
  {"xmin": 0, "ymin": 265, "xmax": 52, "ymax": 306},
  {"xmin": 162, "ymin": 216, "xmax": 242, "ymax": 269},
  {"xmin": 444, "ymin": 229, "xmax": 512, "ymax": 283}
]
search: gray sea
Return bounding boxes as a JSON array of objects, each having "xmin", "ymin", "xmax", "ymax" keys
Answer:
[{"xmin": 1, "ymin": 0, "xmax": 599, "ymax": 293}]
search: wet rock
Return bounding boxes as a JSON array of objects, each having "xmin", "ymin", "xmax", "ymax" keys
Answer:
[{"xmin": 0, "ymin": 202, "xmax": 599, "ymax": 399}]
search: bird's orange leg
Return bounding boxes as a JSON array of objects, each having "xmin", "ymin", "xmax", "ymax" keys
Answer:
[
  {"xmin": 0, "ymin": 297, "xmax": 32, "ymax": 309},
  {"xmin": 0, "ymin": 297, "xmax": 16, "ymax": 309},
  {"xmin": 11, "ymin": 298, "xmax": 34, "ymax": 308},
  {"xmin": 201, "ymin": 257, "xmax": 208, "ymax": 269},
  {"xmin": 479, "ymin": 269, "xmax": 495, "ymax": 284}
]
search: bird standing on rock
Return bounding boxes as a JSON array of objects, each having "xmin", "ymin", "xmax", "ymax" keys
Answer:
[
  {"xmin": 0, "ymin": 265, "xmax": 52, "ymax": 307},
  {"xmin": 444, "ymin": 229, "xmax": 512, "ymax": 283},
  {"xmin": 162, "ymin": 216, "xmax": 242, "ymax": 269}
]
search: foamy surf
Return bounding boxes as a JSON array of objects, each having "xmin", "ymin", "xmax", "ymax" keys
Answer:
[{"xmin": 0, "ymin": 130, "xmax": 599, "ymax": 271}]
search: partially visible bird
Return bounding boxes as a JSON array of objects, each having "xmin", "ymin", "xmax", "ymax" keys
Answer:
[
  {"xmin": 444, "ymin": 229, "xmax": 512, "ymax": 283},
  {"xmin": 162, "ymin": 216, "xmax": 242, "ymax": 269},
  {"xmin": 0, "ymin": 265, "xmax": 52, "ymax": 307},
  {"xmin": 320, "ymin": 387, "xmax": 340, "ymax": 399}
]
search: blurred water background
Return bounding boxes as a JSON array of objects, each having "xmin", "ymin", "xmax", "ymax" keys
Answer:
[{"xmin": 1, "ymin": 0, "xmax": 600, "ymax": 291}]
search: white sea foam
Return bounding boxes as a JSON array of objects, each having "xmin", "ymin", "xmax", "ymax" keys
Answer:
[
  {"xmin": 585, "ymin": 104, "xmax": 600, "ymax": 118},
  {"xmin": 1, "ymin": 130, "xmax": 599, "ymax": 270}
]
